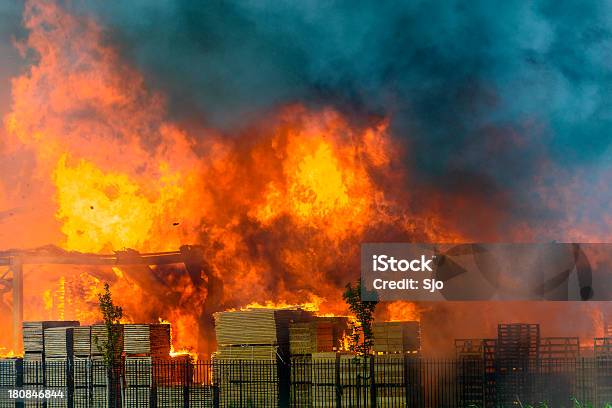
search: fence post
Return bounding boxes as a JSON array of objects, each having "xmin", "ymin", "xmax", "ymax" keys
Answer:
[
  {"xmin": 369, "ymin": 355, "xmax": 376, "ymax": 408},
  {"xmin": 335, "ymin": 356, "xmax": 341, "ymax": 408}
]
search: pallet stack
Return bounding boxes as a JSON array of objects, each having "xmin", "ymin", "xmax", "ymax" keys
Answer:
[
  {"xmin": 154, "ymin": 355, "xmax": 193, "ymax": 408},
  {"xmin": 214, "ymin": 308, "xmax": 312, "ymax": 350},
  {"xmin": 373, "ymin": 354, "xmax": 405, "ymax": 406},
  {"xmin": 44, "ymin": 327, "xmax": 78, "ymax": 408},
  {"xmin": 455, "ymin": 339, "xmax": 489, "ymax": 408},
  {"xmin": 71, "ymin": 326, "xmax": 91, "ymax": 408},
  {"xmin": 496, "ymin": 323, "xmax": 540, "ymax": 370},
  {"xmin": 91, "ymin": 324, "xmax": 124, "ymax": 408},
  {"xmin": 540, "ymin": 337, "xmax": 580, "ymax": 362},
  {"xmin": 213, "ymin": 308, "xmax": 311, "ymax": 407},
  {"xmin": 289, "ymin": 317, "xmax": 349, "ymax": 355},
  {"xmin": 123, "ymin": 324, "xmax": 171, "ymax": 408},
  {"xmin": 594, "ymin": 338, "xmax": 612, "ymax": 404},
  {"xmin": 188, "ymin": 385, "xmax": 216, "ymax": 408},
  {"xmin": 124, "ymin": 324, "xmax": 171, "ymax": 358},
  {"xmin": 22, "ymin": 321, "xmax": 79, "ymax": 408},
  {"xmin": 310, "ymin": 352, "xmax": 373, "ymax": 407},
  {"xmin": 91, "ymin": 324, "xmax": 124, "ymax": 357},
  {"xmin": 89, "ymin": 358, "xmax": 111, "ymax": 408},
  {"xmin": 495, "ymin": 323, "xmax": 540, "ymax": 405},
  {"xmin": 338, "ymin": 354, "xmax": 371, "ymax": 407},
  {"xmin": 0, "ymin": 358, "xmax": 22, "ymax": 408},
  {"xmin": 372, "ymin": 321, "xmax": 421, "ymax": 354},
  {"xmin": 311, "ymin": 352, "xmax": 339, "ymax": 407},
  {"xmin": 290, "ymin": 355, "xmax": 312, "ymax": 408}
]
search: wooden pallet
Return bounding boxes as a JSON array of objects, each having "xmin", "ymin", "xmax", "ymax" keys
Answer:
[
  {"xmin": 23, "ymin": 353, "xmax": 44, "ymax": 385},
  {"xmin": 212, "ymin": 356, "xmax": 280, "ymax": 408},
  {"xmin": 156, "ymin": 386, "xmax": 185, "ymax": 407},
  {"xmin": 215, "ymin": 345, "xmax": 282, "ymax": 361},
  {"xmin": 72, "ymin": 326, "xmax": 91, "ymax": 357},
  {"xmin": 123, "ymin": 324, "xmax": 171, "ymax": 357},
  {"xmin": 373, "ymin": 321, "xmax": 420, "ymax": 354},
  {"xmin": 124, "ymin": 386, "xmax": 151, "ymax": 408},
  {"xmin": 22, "ymin": 321, "xmax": 79, "ymax": 354},
  {"xmin": 289, "ymin": 317, "xmax": 349, "ymax": 355},
  {"xmin": 44, "ymin": 327, "xmax": 75, "ymax": 358},
  {"xmin": 90, "ymin": 324, "xmax": 123, "ymax": 357},
  {"xmin": 214, "ymin": 308, "xmax": 312, "ymax": 346},
  {"xmin": 187, "ymin": 385, "xmax": 215, "ymax": 408}
]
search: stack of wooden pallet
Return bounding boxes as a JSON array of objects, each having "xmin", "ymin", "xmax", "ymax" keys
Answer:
[
  {"xmin": 22, "ymin": 321, "xmax": 79, "ymax": 387},
  {"xmin": 70, "ymin": 326, "xmax": 92, "ymax": 407},
  {"xmin": 156, "ymin": 385, "xmax": 184, "ymax": 408},
  {"xmin": 90, "ymin": 357, "xmax": 110, "ymax": 408},
  {"xmin": 372, "ymin": 321, "xmax": 420, "ymax": 354},
  {"xmin": 373, "ymin": 354, "xmax": 405, "ymax": 406},
  {"xmin": 23, "ymin": 321, "xmax": 80, "ymax": 354},
  {"xmin": 44, "ymin": 325, "xmax": 80, "ymax": 408},
  {"xmin": 338, "ymin": 354, "xmax": 371, "ymax": 406},
  {"xmin": 289, "ymin": 317, "xmax": 349, "ymax": 355},
  {"xmin": 22, "ymin": 322, "xmax": 75, "ymax": 408},
  {"xmin": 0, "ymin": 358, "xmax": 22, "ymax": 408},
  {"xmin": 91, "ymin": 324, "xmax": 124, "ymax": 357},
  {"xmin": 214, "ymin": 308, "xmax": 312, "ymax": 348},
  {"xmin": 125, "ymin": 356, "xmax": 154, "ymax": 387},
  {"xmin": 123, "ymin": 323, "xmax": 172, "ymax": 407},
  {"xmin": 311, "ymin": 352, "xmax": 340, "ymax": 407},
  {"xmin": 212, "ymin": 354, "xmax": 281, "ymax": 407},
  {"xmin": 22, "ymin": 352, "xmax": 44, "ymax": 386},
  {"xmin": 123, "ymin": 324, "xmax": 171, "ymax": 358},
  {"xmin": 213, "ymin": 308, "xmax": 311, "ymax": 407},
  {"xmin": 72, "ymin": 326, "xmax": 91, "ymax": 357},
  {"xmin": 188, "ymin": 385, "xmax": 215, "ymax": 408},
  {"xmin": 44, "ymin": 358, "xmax": 70, "ymax": 408},
  {"xmin": 44, "ymin": 327, "xmax": 75, "ymax": 358},
  {"xmin": 290, "ymin": 355, "xmax": 312, "ymax": 408},
  {"xmin": 124, "ymin": 386, "xmax": 151, "ymax": 408},
  {"xmin": 72, "ymin": 356, "xmax": 91, "ymax": 408}
]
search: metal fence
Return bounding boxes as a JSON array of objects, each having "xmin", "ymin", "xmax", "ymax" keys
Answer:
[{"xmin": 0, "ymin": 356, "xmax": 611, "ymax": 407}]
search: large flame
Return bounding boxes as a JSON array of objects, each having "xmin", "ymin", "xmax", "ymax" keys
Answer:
[{"xmin": 0, "ymin": 0, "xmax": 458, "ymax": 355}]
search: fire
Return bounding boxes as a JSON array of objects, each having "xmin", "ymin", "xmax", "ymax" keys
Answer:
[
  {"xmin": 53, "ymin": 154, "xmax": 185, "ymax": 253},
  {"xmin": 0, "ymin": 0, "xmax": 461, "ymax": 355},
  {"xmin": 159, "ymin": 318, "xmax": 197, "ymax": 361},
  {"xmin": 252, "ymin": 111, "xmax": 388, "ymax": 238},
  {"xmin": 241, "ymin": 298, "xmax": 324, "ymax": 312},
  {"xmin": 385, "ymin": 302, "xmax": 421, "ymax": 322}
]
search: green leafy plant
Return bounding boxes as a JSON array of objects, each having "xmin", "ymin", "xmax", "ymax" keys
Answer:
[
  {"xmin": 92, "ymin": 283, "xmax": 123, "ymax": 365},
  {"xmin": 343, "ymin": 279, "xmax": 377, "ymax": 356}
]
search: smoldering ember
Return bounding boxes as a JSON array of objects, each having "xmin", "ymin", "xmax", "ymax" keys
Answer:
[{"xmin": 0, "ymin": 1, "xmax": 611, "ymax": 407}]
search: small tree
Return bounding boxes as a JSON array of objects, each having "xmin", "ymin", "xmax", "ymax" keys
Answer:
[
  {"xmin": 343, "ymin": 279, "xmax": 378, "ymax": 356},
  {"xmin": 93, "ymin": 283, "xmax": 123, "ymax": 365}
]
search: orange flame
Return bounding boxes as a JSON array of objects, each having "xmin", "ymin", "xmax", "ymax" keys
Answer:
[{"xmin": 0, "ymin": 0, "xmax": 463, "ymax": 355}]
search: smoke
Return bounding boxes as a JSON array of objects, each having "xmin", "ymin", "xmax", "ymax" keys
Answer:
[{"xmin": 35, "ymin": 0, "xmax": 608, "ymax": 240}]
